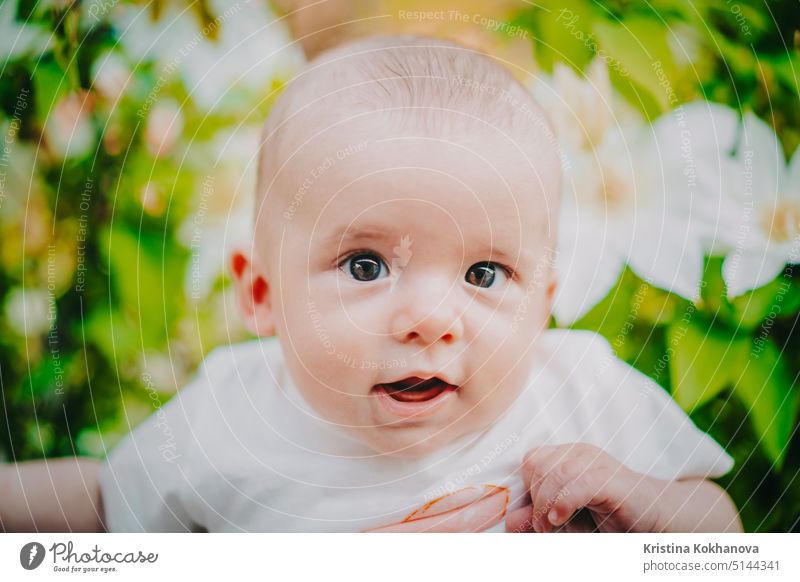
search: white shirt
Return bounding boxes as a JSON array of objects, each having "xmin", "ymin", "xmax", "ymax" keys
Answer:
[{"xmin": 98, "ymin": 329, "xmax": 734, "ymax": 532}]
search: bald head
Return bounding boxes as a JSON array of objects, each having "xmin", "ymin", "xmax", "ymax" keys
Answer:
[{"xmin": 254, "ymin": 35, "xmax": 561, "ymax": 248}]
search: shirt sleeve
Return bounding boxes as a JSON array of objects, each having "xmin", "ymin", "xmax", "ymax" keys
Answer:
[
  {"xmin": 573, "ymin": 332, "xmax": 735, "ymax": 482},
  {"xmin": 97, "ymin": 350, "xmax": 227, "ymax": 532}
]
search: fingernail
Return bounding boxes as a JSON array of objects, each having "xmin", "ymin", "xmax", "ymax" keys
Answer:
[{"xmin": 548, "ymin": 510, "xmax": 559, "ymax": 525}]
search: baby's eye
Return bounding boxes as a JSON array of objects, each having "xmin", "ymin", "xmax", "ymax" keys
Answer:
[
  {"xmin": 340, "ymin": 252, "xmax": 390, "ymax": 282},
  {"xmin": 465, "ymin": 261, "xmax": 511, "ymax": 288}
]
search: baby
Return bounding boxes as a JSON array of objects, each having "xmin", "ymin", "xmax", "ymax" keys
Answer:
[{"xmin": 1, "ymin": 36, "xmax": 741, "ymax": 533}]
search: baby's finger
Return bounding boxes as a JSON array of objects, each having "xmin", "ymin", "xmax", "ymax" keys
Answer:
[
  {"xmin": 531, "ymin": 471, "xmax": 572, "ymax": 533},
  {"xmin": 528, "ymin": 450, "xmax": 605, "ymax": 532},
  {"xmin": 504, "ymin": 505, "xmax": 535, "ymax": 533},
  {"xmin": 521, "ymin": 445, "xmax": 560, "ymax": 486},
  {"xmin": 545, "ymin": 469, "xmax": 624, "ymax": 531},
  {"xmin": 533, "ymin": 462, "xmax": 606, "ymax": 533},
  {"xmin": 523, "ymin": 445, "xmax": 577, "ymax": 509}
]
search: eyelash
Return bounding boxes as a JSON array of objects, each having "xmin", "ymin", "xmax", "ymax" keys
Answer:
[
  {"xmin": 491, "ymin": 263, "xmax": 517, "ymax": 281},
  {"xmin": 336, "ymin": 249, "xmax": 518, "ymax": 281},
  {"xmin": 336, "ymin": 249, "xmax": 388, "ymax": 270}
]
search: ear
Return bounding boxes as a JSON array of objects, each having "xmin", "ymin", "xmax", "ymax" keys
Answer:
[
  {"xmin": 545, "ymin": 270, "xmax": 558, "ymax": 305},
  {"xmin": 230, "ymin": 247, "xmax": 276, "ymax": 337},
  {"xmin": 541, "ymin": 261, "xmax": 558, "ymax": 320}
]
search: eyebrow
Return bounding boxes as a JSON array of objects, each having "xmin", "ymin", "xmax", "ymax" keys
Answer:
[
  {"xmin": 474, "ymin": 245, "xmax": 523, "ymax": 264},
  {"xmin": 322, "ymin": 227, "xmax": 525, "ymax": 264},
  {"xmin": 321, "ymin": 228, "xmax": 390, "ymax": 248}
]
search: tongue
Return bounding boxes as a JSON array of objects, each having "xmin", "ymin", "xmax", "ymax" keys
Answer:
[{"xmin": 382, "ymin": 378, "xmax": 450, "ymax": 403}]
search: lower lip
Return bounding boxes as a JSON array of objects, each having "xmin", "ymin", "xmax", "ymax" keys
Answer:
[{"xmin": 373, "ymin": 384, "xmax": 457, "ymax": 419}]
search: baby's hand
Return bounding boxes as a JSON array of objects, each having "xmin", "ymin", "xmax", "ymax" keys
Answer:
[{"xmin": 505, "ymin": 443, "xmax": 663, "ymax": 533}]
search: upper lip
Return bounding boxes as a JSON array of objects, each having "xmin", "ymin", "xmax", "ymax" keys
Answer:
[{"xmin": 378, "ymin": 371, "xmax": 459, "ymax": 387}]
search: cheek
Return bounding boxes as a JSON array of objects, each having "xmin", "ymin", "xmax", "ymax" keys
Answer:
[
  {"xmin": 279, "ymin": 337, "xmax": 367, "ymax": 426},
  {"xmin": 307, "ymin": 278, "xmax": 387, "ymax": 344},
  {"xmin": 471, "ymin": 289, "xmax": 548, "ymax": 346},
  {"xmin": 279, "ymin": 281, "xmax": 380, "ymax": 384},
  {"xmin": 323, "ymin": 282, "xmax": 389, "ymax": 334},
  {"xmin": 277, "ymin": 293, "xmax": 344, "ymax": 383},
  {"xmin": 465, "ymin": 297, "xmax": 544, "ymax": 391}
]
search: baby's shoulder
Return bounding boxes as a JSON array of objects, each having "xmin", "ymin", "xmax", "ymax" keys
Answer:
[
  {"xmin": 177, "ymin": 337, "xmax": 296, "ymax": 474},
  {"xmin": 530, "ymin": 328, "xmax": 641, "ymax": 412},
  {"xmin": 539, "ymin": 327, "xmax": 612, "ymax": 349},
  {"xmin": 536, "ymin": 328, "xmax": 617, "ymax": 378},
  {"xmin": 199, "ymin": 336, "xmax": 287, "ymax": 391},
  {"xmin": 181, "ymin": 336, "xmax": 291, "ymax": 435}
]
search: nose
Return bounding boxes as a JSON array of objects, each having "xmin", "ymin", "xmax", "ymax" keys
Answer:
[{"xmin": 390, "ymin": 275, "xmax": 464, "ymax": 346}]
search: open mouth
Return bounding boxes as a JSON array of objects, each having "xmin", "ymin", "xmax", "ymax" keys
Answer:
[
  {"xmin": 379, "ymin": 376, "xmax": 458, "ymax": 402},
  {"xmin": 372, "ymin": 375, "xmax": 459, "ymax": 419},
  {"xmin": 376, "ymin": 376, "xmax": 458, "ymax": 403}
]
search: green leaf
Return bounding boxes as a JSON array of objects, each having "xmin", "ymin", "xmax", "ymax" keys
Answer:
[
  {"xmin": 573, "ymin": 266, "xmax": 635, "ymax": 338},
  {"xmin": 637, "ymin": 283, "xmax": 688, "ymax": 326},
  {"xmin": 0, "ymin": 0, "xmax": 52, "ymax": 62},
  {"xmin": 593, "ymin": 16, "xmax": 677, "ymax": 117},
  {"xmin": 85, "ymin": 306, "xmax": 139, "ymax": 365},
  {"xmin": 525, "ymin": 0, "xmax": 599, "ymax": 74},
  {"xmin": 768, "ymin": 54, "xmax": 800, "ymax": 98},
  {"xmin": 733, "ymin": 340, "xmax": 798, "ymax": 470},
  {"xmin": 26, "ymin": 351, "xmax": 72, "ymax": 403},
  {"xmin": 26, "ymin": 421, "xmax": 54, "ymax": 456},
  {"xmin": 31, "ymin": 60, "xmax": 70, "ymax": 122},
  {"xmin": 699, "ymin": 255, "xmax": 731, "ymax": 316},
  {"xmin": 100, "ymin": 225, "xmax": 183, "ymax": 347},
  {"xmin": 708, "ymin": 32, "xmax": 757, "ymax": 79},
  {"xmin": 667, "ymin": 317, "xmax": 749, "ymax": 411},
  {"xmin": 730, "ymin": 275, "xmax": 800, "ymax": 330}
]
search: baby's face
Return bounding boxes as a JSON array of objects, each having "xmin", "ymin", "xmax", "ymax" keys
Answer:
[{"xmin": 259, "ymin": 115, "xmax": 557, "ymax": 457}]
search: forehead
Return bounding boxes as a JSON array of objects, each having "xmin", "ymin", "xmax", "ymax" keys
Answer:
[{"xmin": 278, "ymin": 118, "xmax": 558, "ymax": 239}]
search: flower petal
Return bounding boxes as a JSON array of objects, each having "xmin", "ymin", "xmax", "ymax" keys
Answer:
[
  {"xmin": 653, "ymin": 101, "xmax": 740, "ymax": 157},
  {"xmin": 626, "ymin": 213, "xmax": 705, "ymax": 301},
  {"xmin": 722, "ymin": 248, "xmax": 788, "ymax": 298},
  {"xmin": 553, "ymin": 212, "xmax": 626, "ymax": 325},
  {"xmin": 642, "ymin": 105, "xmax": 741, "ymax": 256},
  {"xmin": 739, "ymin": 112, "xmax": 782, "ymax": 201}
]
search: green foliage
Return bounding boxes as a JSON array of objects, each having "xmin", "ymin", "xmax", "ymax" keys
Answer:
[
  {"xmin": 515, "ymin": 0, "xmax": 800, "ymax": 151},
  {"xmin": 0, "ymin": 0, "xmax": 269, "ymax": 461},
  {"xmin": 516, "ymin": 0, "xmax": 800, "ymax": 532},
  {"xmin": 571, "ymin": 263, "xmax": 800, "ymax": 531}
]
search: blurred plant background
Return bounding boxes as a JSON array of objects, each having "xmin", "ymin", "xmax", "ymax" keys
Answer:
[
  {"xmin": 514, "ymin": 0, "xmax": 800, "ymax": 532},
  {"xmin": 0, "ymin": 0, "xmax": 798, "ymax": 532},
  {"xmin": 0, "ymin": 0, "xmax": 301, "ymax": 467}
]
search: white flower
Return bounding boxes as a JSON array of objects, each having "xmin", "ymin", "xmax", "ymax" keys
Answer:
[
  {"xmin": 91, "ymin": 50, "xmax": 130, "ymax": 102},
  {"xmin": 139, "ymin": 352, "xmax": 181, "ymax": 394},
  {"xmin": 4, "ymin": 288, "xmax": 51, "ymax": 337},
  {"xmin": 0, "ymin": 119, "xmax": 46, "ymax": 222},
  {"xmin": 116, "ymin": 0, "xmax": 303, "ymax": 111},
  {"xmin": 534, "ymin": 62, "xmax": 727, "ymax": 324},
  {"xmin": 144, "ymin": 99, "xmax": 184, "ymax": 158},
  {"xmin": 0, "ymin": 0, "xmax": 51, "ymax": 62},
  {"xmin": 43, "ymin": 92, "xmax": 96, "ymax": 159},
  {"xmin": 532, "ymin": 59, "xmax": 637, "ymax": 154},
  {"xmin": 666, "ymin": 22, "xmax": 703, "ymax": 68},
  {"xmin": 720, "ymin": 113, "xmax": 800, "ymax": 297},
  {"xmin": 649, "ymin": 101, "xmax": 741, "ymax": 257},
  {"xmin": 139, "ymin": 181, "xmax": 165, "ymax": 216}
]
